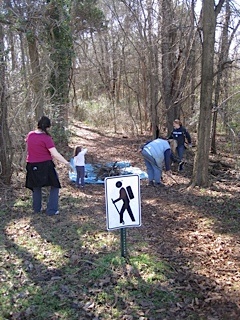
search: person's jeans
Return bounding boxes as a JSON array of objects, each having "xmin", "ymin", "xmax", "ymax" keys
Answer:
[
  {"xmin": 176, "ymin": 145, "xmax": 185, "ymax": 162},
  {"xmin": 33, "ymin": 186, "xmax": 59, "ymax": 214},
  {"xmin": 33, "ymin": 187, "xmax": 42, "ymax": 213},
  {"xmin": 76, "ymin": 166, "xmax": 85, "ymax": 187},
  {"xmin": 142, "ymin": 149, "xmax": 162, "ymax": 183}
]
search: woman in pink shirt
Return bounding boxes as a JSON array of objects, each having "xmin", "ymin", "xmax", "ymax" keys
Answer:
[{"xmin": 25, "ymin": 116, "xmax": 72, "ymax": 215}]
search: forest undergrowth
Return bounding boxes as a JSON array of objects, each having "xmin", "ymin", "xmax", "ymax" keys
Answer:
[{"xmin": 0, "ymin": 120, "xmax": 239, "ymax": 320}]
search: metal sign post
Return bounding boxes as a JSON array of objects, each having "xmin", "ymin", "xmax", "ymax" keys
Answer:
[{"xmin": 120, "ymin": 228, "xmax": 127, "ymax": 258}]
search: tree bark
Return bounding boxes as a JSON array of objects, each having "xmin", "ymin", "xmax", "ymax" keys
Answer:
[
  {"xmin": 147, "ymin": 1, "xmax": 159, "ymax": 138},
  {"xmin": 160, "ymin": 0, "xmax": 199, "ymax": 134},
  {"xmin": 211, "ymin": 0, "xmax": 237, "ymax": 153},
  {"xmin": 0, "ymin": 24, "xmax": 13, "ymax": 184},
  {"xmin": 192, "ymin": 0, "xmax": 225, "ymax": 187},
  {"xmin": 161, "ymin": 0, "xmax": 177, "ymax": 132},
  {"xmin": 46, "ymin": 0, "xmax": 73, "ymax": 145},
  {"xmin": 27, "ymin": 32, "xmax": 44, "ymax": 121}
]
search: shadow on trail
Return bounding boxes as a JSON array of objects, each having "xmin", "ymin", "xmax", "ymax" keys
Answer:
[
  {"xmin": 1, "ymin": 197, "xmax": 175, "ymax": 319},
  {"xmin": 139, "ymin": 181, "xmax": 240, "ymax": 319},
  {"xmin": 1, "ymin": 179, "xmax": 240, "ymax": 319}
]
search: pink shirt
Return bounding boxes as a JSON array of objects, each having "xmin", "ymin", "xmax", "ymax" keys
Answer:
[{"xmin": 26, "ymin": 131, "xmax": 55, "ymax": 163}]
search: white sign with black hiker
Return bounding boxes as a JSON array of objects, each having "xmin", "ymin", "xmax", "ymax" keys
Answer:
[{"xmin": 105, "ymin": 174, "xmax": 141, "ymax": 230}]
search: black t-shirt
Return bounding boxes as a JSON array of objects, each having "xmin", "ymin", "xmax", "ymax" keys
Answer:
[{"xmin": 169, "ymin": 126, "xmax": 191, "ymax": 146}]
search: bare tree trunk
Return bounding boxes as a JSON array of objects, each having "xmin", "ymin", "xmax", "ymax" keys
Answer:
[
  {"xmin": 110, "ymin": 30, "xmax": 120, "ymax": 133},
  {"xmin": 160, "ymin": 0, "xmax": 198, "ymax": 133},
  {"xmin": 192, "ymin": 0, "xmax": 225, "ymax": 187},
  {"xmin": 0, "ymin": 24, "xmax": 12, "ymax": 184},
  {"xmin": 147, "ymin": 1, "xmax": 159, "ymax": 139},
  {"xmin": 161, "ymin": 0, "xmax": 176, "ymax": 132},
  {"xmin": 8, "ymin": 29, "xmax": 16, "ymax": 71},
  {"xmin": 141, "ymin": 57, "xmax": 148, "ymax": 132},
  {"xmin": 19, "ymin": 32, "xmax": 32, "ymax": 126},
  {"xmin": 27, "ymin": 32, "xmax": 44, "ymax": 120},
  {"xmin": 211, "ymin": 0, "xmax": 235, "ymax": 153}
]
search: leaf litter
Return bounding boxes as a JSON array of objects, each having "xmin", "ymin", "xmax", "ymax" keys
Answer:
[{"xmin": 0, "ymin": 121, "xmax": 239, "ymax": 319}]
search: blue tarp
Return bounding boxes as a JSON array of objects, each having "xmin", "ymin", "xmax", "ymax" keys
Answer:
[{"xmin": 69, "ymin": 158, "xmax": 148, "ymax": 184}]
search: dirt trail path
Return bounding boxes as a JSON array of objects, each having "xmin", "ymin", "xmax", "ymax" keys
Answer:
[
  {"xmin": 2, "ymin": 121, "xmax": 239, "ymax": 319},
  {"xmin": 64, "ymin": 122, "xmax": 240, "ymax": 319}
]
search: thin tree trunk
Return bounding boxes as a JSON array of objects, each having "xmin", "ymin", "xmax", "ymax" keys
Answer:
[
  {"xmin": 0, "ymin": 24, "xmax": 12, "ymax": 184},
  {"xmin": 147, "ymin": 0, "xmax": 159, "ymax": 138},
  {"xmin": 27, "ymin": 32, "xmax": 44, "ymax": 120},
  {"xmin": 161, "ymin": 0, "xmax": 176, "ymax": 132},
  {"xmin": 211, "ymin": 0, "xmax": 232, "ymax": 153},
  {"xmin": 192, "ymin": 0, "xmax": 225, "ymax": 187}
]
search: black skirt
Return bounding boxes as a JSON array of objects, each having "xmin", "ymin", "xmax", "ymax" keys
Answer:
[{"xmin": 25, "ymin": 160, "xmax": 61, "ymax": 190}]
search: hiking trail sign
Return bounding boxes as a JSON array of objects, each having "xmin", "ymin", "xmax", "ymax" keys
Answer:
[{"xmin": 105, "ymin": 174, "xmax": 141, "ymax": 230}]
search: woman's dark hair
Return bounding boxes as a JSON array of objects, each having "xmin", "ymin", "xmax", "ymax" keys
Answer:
[
  {"xmin": 37, "ymin": 116, "xmax": 51, "ymax": 135},
  {"xmin": 74, "ymin": 146, "xmax": 82, "ymax": 156}
]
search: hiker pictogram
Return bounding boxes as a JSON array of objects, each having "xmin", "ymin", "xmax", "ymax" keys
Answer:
[
  {"xmin": 105, "ymin": 174, "xmax": 141, "ymax": 230},
  {"xmin": 112, "ymin": 181, "xmax": 135, "ymax": 225}
]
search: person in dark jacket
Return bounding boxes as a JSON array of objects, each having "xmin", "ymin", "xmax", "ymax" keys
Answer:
[
  {"xmin": 168, "ymin": 119, "xmax": 192, "ymax": 171},
  {"xmin": 140, "ymin": 138, "xmax": 172, "ymax": 187},
  {"xmin": 25, "ymin": 116, "xmax": 72, "ymax": 215}
]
